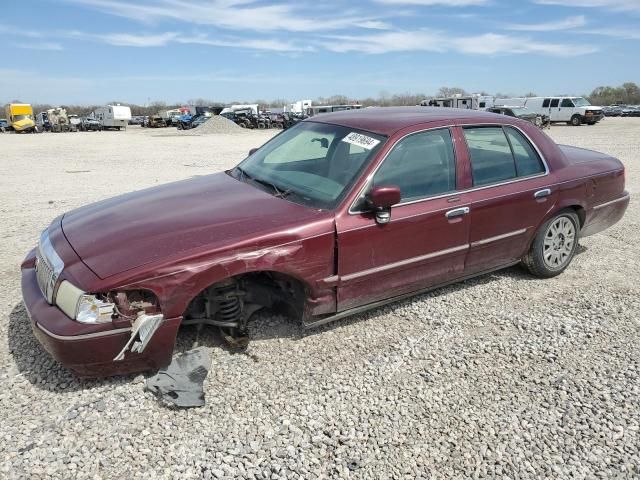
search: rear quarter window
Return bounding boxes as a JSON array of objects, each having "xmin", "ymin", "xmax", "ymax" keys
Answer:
[
  {"xmin": 504, "ymin": 127, "xmax": 545, "ymax": 176},
  {"xmin": 463, "ymin": 127, "xmax": 516, "ymax": 186}
]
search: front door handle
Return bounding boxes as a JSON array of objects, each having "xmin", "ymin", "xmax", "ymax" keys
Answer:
[
  {"xmin": 445, "ymin": 207, "xmax": 470, "ymax": 219},
  {"xmin": 534, "ymin": 188, "xmax": 551, "ymax": 199}
]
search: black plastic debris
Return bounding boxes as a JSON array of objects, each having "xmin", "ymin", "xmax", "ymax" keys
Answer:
[{"xmin": 145, "ymin": 347, "xmax": 211, "ymax": 408}]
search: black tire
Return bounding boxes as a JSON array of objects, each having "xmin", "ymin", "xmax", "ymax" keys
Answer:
[
  {"xmin": 522, "ymin": 210, "xmax": 580, "ymax": 278},
  {"xmin": 570, "ymin": 115, "xmax": 582, "ymax": 126}
]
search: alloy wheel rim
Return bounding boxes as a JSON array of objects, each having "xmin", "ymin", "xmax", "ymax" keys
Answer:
[{"xmin": 543, "ymin": 216, "xmax": 576, "ymax": 269}]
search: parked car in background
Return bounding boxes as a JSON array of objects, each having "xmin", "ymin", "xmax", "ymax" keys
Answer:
[
  {"xmin": 36, "ymin": 111, "xmax": 52, "ymax": 132},
  {"xmin": 0, "ymin": 118, "xmax": 9, "ymax": 132},
  {"xmin": 79, "ymin": 117, "xmax": 102, "ymax": 131},
  {"xmin": 68, "ymin": 115, "xmax": 81, "ymax": 132},
  {"xmin": 21, "ymin": 107, "xmax": 629, "ymax": 377},
  {"xmin": 128, "ymin": 116, "xmax": 145, "ymax": 126},
  {"xmin": 602, "ymin": 106, "xmax": 623, "ymax": 117},
  {"xmin": 146, "ymin": 115, "xmax": 167, "ymax": 128},
  {"xmin": 486, "ymin": 106, "xmax": 550, "ymax": 129},
  {"xmin": 621, "ymin": 106, "xmax": 640, "ymax": 117},
  {"xmin": 189, "ymin": 116, "xmax": 210, "ymax": 129}
]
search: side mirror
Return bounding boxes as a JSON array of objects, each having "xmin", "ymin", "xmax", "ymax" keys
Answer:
[
  {"xmin": 366, "ymin": 185, "xmax": 401, "ymax": 225},
  {"xmin": 248, "ymin": 147, "xmax": 259, "ymax": 156}
]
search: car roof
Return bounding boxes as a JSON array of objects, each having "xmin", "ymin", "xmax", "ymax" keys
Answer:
[{"xmin": 306, "ymin": 106, "xmax": 508, "ymax": 136}]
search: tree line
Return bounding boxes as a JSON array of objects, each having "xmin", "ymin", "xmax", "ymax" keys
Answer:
[{"xmin": 3, "ymin": 82, "xmax": 637, "ymax": 117}]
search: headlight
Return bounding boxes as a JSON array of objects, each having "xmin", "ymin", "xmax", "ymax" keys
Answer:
[
  {"xmin": 76, "ymin": 295, "xmax": 115, "ymax": 324},
  {"xmin": 55, "ymin": 280, "xmax": 114, "ymax": 324}
]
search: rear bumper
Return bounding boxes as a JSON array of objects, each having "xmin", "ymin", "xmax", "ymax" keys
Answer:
[
  {"xmin": 21, "ymin": 267, "xmax": 180, "ymax": 377},
  {"xmin": 582, "ymin": 191, "xmax": 630, "ymax": 237}
]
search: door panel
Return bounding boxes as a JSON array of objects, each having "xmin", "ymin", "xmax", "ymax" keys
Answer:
[
  {"xmin": 549, "ymin": 98, "xmax": 562, "ymax": 122},
  {"xmin": 335, "ymin": 127, "xmax": 470, "ymax": 310},
  {"xmin": 465, "ymin": 182, "xmax": 557, "ymax": 272},
  {"xmin": 336, "ymin": 197, "xmax": 471, "ymax": 311},
  {"xmin": 461, "ymin": 125, "xmax": 557, "ymax": 272}
]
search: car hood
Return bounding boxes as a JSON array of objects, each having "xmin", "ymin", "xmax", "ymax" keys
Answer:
[{"xmin": 61, "ymin": 172, "xmax": 330, "ymax": 279}]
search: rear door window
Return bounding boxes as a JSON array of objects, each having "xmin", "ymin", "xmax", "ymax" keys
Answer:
[
  {"xmin": 463, "ymin": 127, "xmax": 516, "ymax": 186},
  {"xmin": 542, "ymin": 99, "xmax": 550, "ymax": 108},
  {"xmin": 550, "ymin": 99, "xmax": 560, "ymax": 108}
]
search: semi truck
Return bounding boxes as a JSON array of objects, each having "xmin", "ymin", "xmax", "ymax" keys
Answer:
[{"xmin": 5, "ymin": 103, "xmax": 36, "ymax": 133}]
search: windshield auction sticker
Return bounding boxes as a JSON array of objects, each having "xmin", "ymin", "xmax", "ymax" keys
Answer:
[{"xmin": 342, "ymin": 132, "xmax": 381, "ymax": 150}]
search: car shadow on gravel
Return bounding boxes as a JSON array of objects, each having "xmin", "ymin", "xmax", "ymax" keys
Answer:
[{"xmin": 7, "ymin": 303, "xmax": 136, "ymax": 393}]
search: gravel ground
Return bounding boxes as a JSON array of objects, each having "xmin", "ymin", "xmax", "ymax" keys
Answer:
[{"xmin": 0, "ymin": 119, "xmax": 638, "ymax": 479}]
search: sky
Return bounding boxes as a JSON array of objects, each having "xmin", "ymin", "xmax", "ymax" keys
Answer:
[{"xmin": 1, "ymin": 0, "xmax": 639, "ymax": 105}]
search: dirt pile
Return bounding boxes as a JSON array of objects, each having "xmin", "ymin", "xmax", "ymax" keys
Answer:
[{"xmin": 183, "ymin": 115, "xmax": 242, "ymax": 135}]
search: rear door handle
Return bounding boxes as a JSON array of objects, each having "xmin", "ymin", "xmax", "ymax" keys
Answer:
[
  {"xmin": 445, "ymin": 207, "xmax": 470, "ymax": 219},
  {"xmin": 534, "ymin": 188, "xmax": 551, "ymax": 199}
]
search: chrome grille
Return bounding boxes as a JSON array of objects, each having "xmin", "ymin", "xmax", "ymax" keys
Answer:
[{"xmin": 35, "ymin": 246, "xmax": 55, "ymax": 303}]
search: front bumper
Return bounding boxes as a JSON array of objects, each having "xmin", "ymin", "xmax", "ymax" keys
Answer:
[
  {"xmin": 21, "ymin": 266, "xmax": 180, "ymax": 377},
  {"xmin": 583, "ymin": 112, "xmax": 603, "ymax": 123}
]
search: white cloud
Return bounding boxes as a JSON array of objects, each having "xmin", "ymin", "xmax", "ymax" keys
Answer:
[
  {"xmin": 322, "ymin": 31, "xmax": 446, "ymax": 54},
  {"xmin": 507, "ymin": 15, "xmax": 587, "ymax": 31},
  {"xmin": 176, "ymin": 35, "xmax": 314, "ymax": 52},
  {"xmin": 65, "ymin": 0, "xmax": 388, "ymax": 32},
  {"xmin": 535, "ymin": 0, "xmax": 640, "ymax": 12},
  {"xmin": 579, "ymin": 27, "xmax": 640, "ymax": 39},
  {"xmin": 80, "ymin": 32, "xmax": 179, "ymax": 47},
  {"xmin": 322, "ymin": 30, "xmax": 598, "ymax": 56},
  {"xmin": 64, "ymin": 30, "xmax": 310, "ymax": 52},
  {"xmin": 453, "ymin": 33, "xmax": 597, "ymax": 55},
  {"xmin": 0, "ymin": 24, "xmax": 45, "ymax": 38},
  {"xmin": 15, "ymin": 42, "xmax": 64, "ymax": 51}
]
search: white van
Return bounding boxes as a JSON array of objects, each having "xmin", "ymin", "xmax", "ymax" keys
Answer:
[
  {"xmin": 494, "ymin": 96, "xmax": 603, "ymax": 126},
  {"xmin": 92, "ymin": 105, "xmax": 132, "ymax": 130}
]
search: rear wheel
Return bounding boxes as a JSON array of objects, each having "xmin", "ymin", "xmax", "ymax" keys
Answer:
[{"xmin": 522, "ymin": 211, "xmax": 580, "ymax": 278}]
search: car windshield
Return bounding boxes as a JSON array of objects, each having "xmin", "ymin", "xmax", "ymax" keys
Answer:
[
  {"xmin": 573, "ymin": 97, "xmax": 591, "ymax": 107},
  {"xmin": 234, "ymin": 121, "xmax": 386, "ymax": 209},
  {"xmin": 14, "ymin": 115, "xmax": 32, "ymax": 121}
]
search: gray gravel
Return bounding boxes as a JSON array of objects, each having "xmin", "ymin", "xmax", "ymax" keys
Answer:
[
  {"xmin": 0, "ymin": 119, "xmax": 638, "ymax": 479},
  {"xmin": 183, "ymin": 115, "xmax": 243, "ymax": 135}
]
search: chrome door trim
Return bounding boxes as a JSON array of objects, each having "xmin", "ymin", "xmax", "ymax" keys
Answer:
[
  {"xmin": 534, "ymin": 188, "xmax": 551, "ymax": 198},
  {"xmin": 470, "ymin": 228, "xmax": 528, "ymax": 247},
  {"xmin": 340, "ymin": 244, "xmax": 469, "ymax": 283},
  {"xmin": 445, "ymin": 206, "xmax": 470, "ymax": 218},
  {"xmin": 348, "ymin": 123, "xmax": 549, "ymax": 215},
  {"xmin": 593, "ymin": 194, "xmax": 629, "ymax": 210}
]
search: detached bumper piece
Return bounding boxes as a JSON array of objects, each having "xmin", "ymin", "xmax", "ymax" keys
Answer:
[{"xmin": 145, "ymin": 347, "xmax": 211, "ymax": 408}]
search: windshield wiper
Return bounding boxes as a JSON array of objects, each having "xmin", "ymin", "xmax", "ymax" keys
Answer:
[{"xmin": 235, "ymin": 167, "xmax": 301, "ymax": 200}]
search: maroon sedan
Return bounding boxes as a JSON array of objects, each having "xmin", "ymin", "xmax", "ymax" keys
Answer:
[{"xmin": 21, "ymin": 107, "xmax": 629, "ymax": 376}]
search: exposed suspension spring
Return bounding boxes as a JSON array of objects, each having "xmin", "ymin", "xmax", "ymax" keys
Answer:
[
  {"xmin": 219, "ymin": 293, "xmax": 242, "ymax": 324},
  {"xmin": 212, "ymin": 282, "xmax": 244, "ymax": 332}
]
